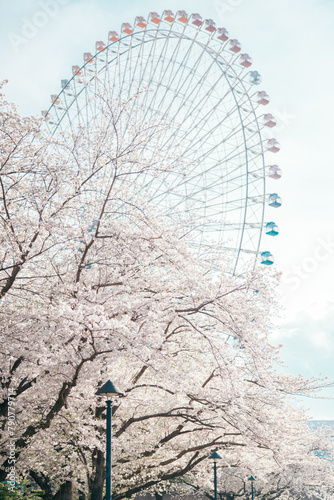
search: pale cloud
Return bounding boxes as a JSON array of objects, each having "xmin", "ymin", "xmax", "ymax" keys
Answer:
[
  {"xmin": 275, "ymin": 304, "xmax": 334, "ymax": 372},
  {"xmin": 273, "ymin": 305, "xmax": 334, "ymax": 418}
]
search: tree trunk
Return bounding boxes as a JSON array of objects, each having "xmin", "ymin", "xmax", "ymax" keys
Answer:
[
  {"xmin": 28, "ymin": 470, "xmax": 54, "ymax": 500},
  {"xmin": 54, "ymin": 481, "xmax": 73, "ymax": 500},
  {"xmin": 90, "ymin": 448, "xmax": 105, "ymax": 500},
  {"xmin": 62, "ymin": 481, "xmax": 73, "ymax": 500},
  {"xmin": 155, "ymin": 493, "xmax": 164, "ymax": 500}
]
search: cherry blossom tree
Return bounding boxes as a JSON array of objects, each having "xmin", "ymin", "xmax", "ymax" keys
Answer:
[{"xmin": 0, "ymin": 84, "xmax": 333, "ymax": 500}]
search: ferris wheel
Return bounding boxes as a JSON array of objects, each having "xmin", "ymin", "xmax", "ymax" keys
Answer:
[{"xmin": 42, "ymin": 10, "xmax": 281, "ymax": 275}]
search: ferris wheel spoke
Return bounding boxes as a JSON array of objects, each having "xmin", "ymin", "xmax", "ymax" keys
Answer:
[
  {"xmin": 157, "ymin": 48, "xmax": 240, "ymax": 133},
  {"xmin": 154, "ymin": 73, "xmax": 245, "ymax": 160},
  {"xmin": 136, "ymin": 34, "xmax": 200, "ymax": 128},
  {"xmin": 139, "ymin": 38, "xmax": 190, "ymax": 118},
  {"xmin": 132, "ymin": 32, "xmax": 186, "ymax": 120},
  {"xmin": 137, "ymin": 43, "xmax": 223, "ymax": 152},
  {"xmin": 118, "ymin": 32, "xmax": 171, "ymax": 133},
  {"xmin": 121, "ymin": 124, "xmax": 250, "ymax": 211},
  {"xmin": 142, "ymin": 35, "xmax": 212, "ymax": 125},
  {"xmin": 137, "ymin": 141, "xmax": 247, "ymax": 209}
]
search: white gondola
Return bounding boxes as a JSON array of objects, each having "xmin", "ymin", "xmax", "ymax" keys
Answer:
[
  {"xmin": 229, "ymin": 39, "xmax": 241, "ymax": 53},
  {"xmin": 84, "ymin": 52, "xmax": 93, "ymax": 63},
  {"xmin": 267, "ymin": 138, "xmax": 280, "ymax": 153},
  {"xmin": 263, "ymin": 114, "xmax": 276, "ymax": 128},
  {"xmin": 41, "ymin": 110, "xmax": 50, "ymax": 121},
  {"xmin": 204, "ymin": 19, "xmax": 216, "ymax": 32},
  {"xmin": 149, "ymin": 12, "xmax": 160, "ymax": 24},
  {"xmin": 239, "ymin": 53, "xmax": 252, "ymax": 68},
  {"xmin": 177, "ymin": 10, "xmax": 188, "ymax": 23},
  {"xmin": 217, "ymin": 27, "xmax": 229, "ymax": 41},
  {"xmin": 135, "ymin": 17, "xmax": 146, "ymax": 28},
  {"xmin": 96, "ymin": 41, "xmax": 106, "ymax": 51},
  {"xmin": 108, "ymin": 31, "xmax": 119, "ymax": 42},
  {"xmin": 268, "ymin": 165, "xmax": 282, "ymax": 179},
  {"xmin": 163, "ymin": 10, "xmax": 174, "ymax": 22},
  {"xmin": 121, "ymin": 24, "xmax": 132, "ymax": 35},
  {"xmin": 51, "ymin": 95, "xmax": 60, "ymax": 105},
  {"xmin": 257, "ymin": 91, "xmax": 270, "ymax": 105},
  {"xmin": 191, "ymin": 13, "xmax": 202, "ymax": 26},
  {"xmin": 72, "ymin": 65, "xmax": 82, "ymax": 76}
]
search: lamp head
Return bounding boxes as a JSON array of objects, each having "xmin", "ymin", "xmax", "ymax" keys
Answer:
[
  {"xmin": 209, "ymin": 451, "xmax": 222, "ymax": 462},
  {"xmin": 96, "ymin": 380, "xmax": 122, "ymax": 398}
]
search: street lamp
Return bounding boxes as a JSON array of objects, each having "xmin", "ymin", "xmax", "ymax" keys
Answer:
[
  {"xmin": 96, "ymin": 380, "xmax": 122, "ymax": 500},
  {"xmin": 209, "ymin": 452, "xmax": 222, "ymax": 500},
  {"xmin": 248, "ymin": 476, "xmax": 255, "ymax": 500}
]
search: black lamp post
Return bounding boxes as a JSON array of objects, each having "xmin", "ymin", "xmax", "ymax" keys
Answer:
[
  {"xmin": 209, "ymin": 452, "xmax": 222, "ymax": 500},
  {"xmin": 248, "ymin": 476, "xmax": 255, "ymax": 500},
  {"xmin": 96, "ymin": 380, "xmax": 122, "ymax": 500}
]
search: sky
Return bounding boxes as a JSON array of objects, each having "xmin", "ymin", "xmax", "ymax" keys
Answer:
[{"xmin": 1, "ymin": 0, "xmax": 334, "ymax": 418}]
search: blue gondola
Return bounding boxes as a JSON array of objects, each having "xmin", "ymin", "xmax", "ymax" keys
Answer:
[
  {"xmin": 265, "ymin": 222, "xmax": 279, "ymax": 236},
  {"xmin": 249, "ymin": 70, "xmax": 262, "ymax": 85},
  {"xmin": 260, "ymin": 251, "xmax": 274, "ymax": 265},
  {"xmin": 268, "ymin": 193, "xmax": 282, "ymax": 208}
]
